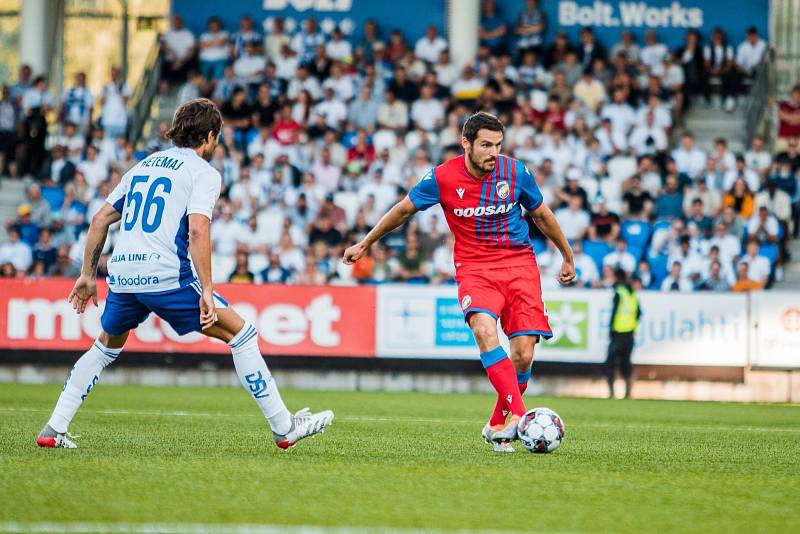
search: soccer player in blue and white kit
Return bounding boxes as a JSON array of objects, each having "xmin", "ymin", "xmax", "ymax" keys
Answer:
[{"xmin": 37, "ymin": 99, "xmax": 333, "ymax": 449}]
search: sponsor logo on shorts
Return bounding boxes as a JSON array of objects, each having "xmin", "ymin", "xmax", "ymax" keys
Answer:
[
  {"xmin": 452, "ymin": 203, "xmax": 513, "ymax": 217},
  {"xmin": 461, "ymin": 295, "xmax": 472, "ymax": 310},
  {"xmin": 107, "ymin": 274, "xmax": 160, "ymax": 287},
  {"xmin": 496, "ymin": 180, "xmax": 509, "ymax": 200}
]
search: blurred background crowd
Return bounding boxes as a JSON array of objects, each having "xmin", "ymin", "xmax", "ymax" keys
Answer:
[{"xmin": 0, "ymin": 0, "xmax": 797, "ymax": 293}]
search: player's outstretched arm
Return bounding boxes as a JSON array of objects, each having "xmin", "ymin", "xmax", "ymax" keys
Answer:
[
  {"xmin": 343, "ymin": 196, "xmax": 418, "ymax": 264},
  {"xmin": 531, "ymin": 203, "xmax": 576, "ymax": 286},
  {"xmin": 69, "ymin": 203, "xmax": 121, "ymax": 314},
  {"xmin": 188, "ymin": 214, "xmax": 216, "ymax": 330}
]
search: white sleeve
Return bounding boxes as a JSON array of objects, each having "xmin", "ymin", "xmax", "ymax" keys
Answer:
[
  {"xmin": 106, "ymin": 173, "xmax": 130, "ymax": 212},
  {"xmin": 187, "ymin": 167, "xmax": 221, "ymax": 220}
]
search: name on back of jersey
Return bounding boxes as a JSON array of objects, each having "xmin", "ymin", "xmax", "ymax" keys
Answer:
[{"xmin": 139, "ymin": 154, "xmax": 185, "ymax": 171}]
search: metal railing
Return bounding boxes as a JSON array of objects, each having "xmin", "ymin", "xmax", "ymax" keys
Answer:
[
  {"xmin": 744, "ymin": 48, "xmax": 776, "ymax": 149},
  {"xmin": 128, "ymin": 35, "xmax": 162, "ymax": 147}
]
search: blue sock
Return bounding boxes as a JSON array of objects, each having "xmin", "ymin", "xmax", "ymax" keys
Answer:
[
  {"xmin": 516, "ymin": 368, "xmax": 532, "ymax": 384},
  {"xmin": 479, "ymin": 346, "xmax": 507, "ymax": 368}
]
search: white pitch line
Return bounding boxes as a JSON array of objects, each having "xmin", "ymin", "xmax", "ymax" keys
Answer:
[
  {"xmin": 0, "ymin": 522, "xmax": 516, "ymax": 534},
  {"xmin": 1, "ymin": 406, "xmax": 798, "ymax": 433}
]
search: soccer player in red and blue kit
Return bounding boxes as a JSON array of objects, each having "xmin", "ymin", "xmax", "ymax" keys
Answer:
[{"xmin": 344, "ymin": 112, "xmax": 575, "ymax": 452}]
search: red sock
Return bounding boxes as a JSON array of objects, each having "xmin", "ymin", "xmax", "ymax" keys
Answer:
[
  {"xmin": 485, "ymin": 358, "xmax": 527, "ymax": 420},
  {"xmin": 488, "ymin": 394, "xmax": 508, "ymax": 427},
  {"xmin": 518, "ymin": 381, "xmax": 528, "ymax": 395}
]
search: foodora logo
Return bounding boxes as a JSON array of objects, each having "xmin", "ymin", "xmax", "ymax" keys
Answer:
[{"xmin": 545, "ymin": 301, "xmax": 589, "ymax": 349}]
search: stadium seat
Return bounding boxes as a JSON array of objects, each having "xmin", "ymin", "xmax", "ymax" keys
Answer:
[
  {"xmin": 598, "ymin": 177, "xmax": 623, "ymax": 213},
  {"xmin": 578, "ymin": 177, "xmax": 599, "ymax": 202},
  {"xmin": 649, "ymin": 253, "xmax": 669, "ymax": 287},
  {"xmin": 628, "ymin": 245, "xmax": 645, "ymax": 263},
  {"xmin": 41, "ymin": 186, "xmax": 65, "ymax": 212},
  {"xmin": 653, "ymin": 219, "xmax": 672, "ymax": 234},
  {"xmin": 249, "ymin": 253, "xmax": 268, "ymax": 273},
  {"xmin": 256, "ymin": 209, "xmax": 285, "ymax": 243},
  {"xmin": 607, "ymin": 156, "xmax": 637, "ymax": 183},
  {"xmin": 212, "ymin": 255, "xmax": 236, "ymax": 283},
  {"xmin": 759, "ymin": 243, "xmax": 779, "ymax": 267},
  {"xmin": 583, "ymin": 240, "xmax": 613, "ymax": 273},
  {"xmin": 621, "ymin": 220, "xmax": 652, "ymax": 250}
]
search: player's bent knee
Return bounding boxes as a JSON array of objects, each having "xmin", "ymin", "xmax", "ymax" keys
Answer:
[{"xmin": 510, "ymin": 349, "xmax": 534, "ymax": 370}]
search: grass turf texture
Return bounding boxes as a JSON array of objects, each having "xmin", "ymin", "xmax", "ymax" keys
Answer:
[{"xmin": 1, "ymin": 383, "xmax": 799, "ymax": 533}]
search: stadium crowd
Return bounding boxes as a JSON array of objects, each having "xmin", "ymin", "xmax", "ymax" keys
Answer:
[{"xmin": 0, "ymin": 0, "xmax": 797, "ymax": 293}]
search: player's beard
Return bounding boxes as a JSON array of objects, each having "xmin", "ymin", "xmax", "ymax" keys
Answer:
[
  {"xmin": 467, "ymin": 150, "xmax": 496, "ymax": 175},
  {"xmin": 201, "ymin": 140, "xmax": 218, "ymax": 161}
]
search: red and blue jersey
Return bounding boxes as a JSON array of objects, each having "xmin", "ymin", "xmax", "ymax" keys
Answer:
[{"xmin": 408, "ymin": 154, "xmax": 543, "ymax": 268}]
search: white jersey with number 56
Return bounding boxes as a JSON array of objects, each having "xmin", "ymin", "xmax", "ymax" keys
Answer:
[{"xmin": 104, "ymin": 147, "xmax": 221, "ymax": 293}]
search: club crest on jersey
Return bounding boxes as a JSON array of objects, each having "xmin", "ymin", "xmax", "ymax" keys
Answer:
[
  {"xmin": 456, "ymin": 187, "xmax": 465, "ymax": 199},
  {"xmin": 461, "ymin": 295, "xmax": 472, "ymax": 311},
  {"xmin": 496, "ymin": 181, "xmax": 509, "ymax": 200}
]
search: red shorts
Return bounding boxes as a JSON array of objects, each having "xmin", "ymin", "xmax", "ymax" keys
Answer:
[{"xmin": 456, "ymin": 263, "xmax": 553, "ymax": 340}]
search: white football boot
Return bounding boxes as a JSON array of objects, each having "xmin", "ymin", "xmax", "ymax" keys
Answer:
[
  {"xmin": 482, "ymin": 415, "xmax": 521, "ymax": 453},
  {"xmin": 36, "ymin": 424, "xmax": 78, "ymax": 449},
  {"xmin": 273, "ymin": 407, "xmax": 334, "ymax": 449}
]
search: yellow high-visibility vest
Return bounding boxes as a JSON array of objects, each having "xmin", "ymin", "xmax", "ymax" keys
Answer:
[{"xmin": 612, "ymin": 285, "xmax": 639, "ymax": 333}]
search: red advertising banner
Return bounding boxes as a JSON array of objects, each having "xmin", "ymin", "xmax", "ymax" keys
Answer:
[{"xmin": 0, "ymin": 279, "xmax": 376, "ymax": 357}]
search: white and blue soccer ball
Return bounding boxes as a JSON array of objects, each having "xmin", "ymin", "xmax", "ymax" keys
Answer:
[{"xmin": 517, "ymin": 407, "xmax": 565, "ymax": 453}]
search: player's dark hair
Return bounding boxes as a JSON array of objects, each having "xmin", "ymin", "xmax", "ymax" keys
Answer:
[
  {"xmin": 166, "ymin": 98, "xmax": 222, "ymax": 149},
  {"xmin": 461, "ymin": 112, "xmax": 504, "ymax": 144}
]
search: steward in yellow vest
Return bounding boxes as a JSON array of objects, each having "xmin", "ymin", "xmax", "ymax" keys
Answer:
[{"xmin": 606, "ymin": 268, "xmax": 640, "ymax": 398}]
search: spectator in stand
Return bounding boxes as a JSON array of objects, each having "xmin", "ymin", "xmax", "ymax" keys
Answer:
[
  {"xmin": 573, "ymin": 69, "xmax": 607, "ymax": 112},
  {"xmin": 99, "ymin": 67, "xmax": 130, "ymax": 140},
  {"xmin": 0, "ymin": 85, "xmax": 16, "ymax": 176},
  {"xmin": 755, "ymin": 180, "xmax": 792, "ymax": 240},
  {"xmin": 640, "ymin": 30, "xmax": 667, "ymax": 74},
  {"xmin": 655, "ymin": 174, "xmax": 684, "ymax": 220},
  {"xmin": 703, "ymin": 27, "xmax": 738, "ymax": 111},
  {"xmin": 161, "ymin": 15, "xmax": 196, "ymax": 85},
  {"xmin": 676, "ymin": 30, "xmax": 704, "ymax": 108},
  {"xmin": 732, "ymin": 261, "xmax": 764, "ymax": 292},
  {"xmin": 578, "ymin": 27, "xmax": 605, "ymax": 72},
  {"xmin": 265, "ymin": 17, "xmax": 290, "ymax": 61},
  {"xmin": 411, "ymin": 84, "xmax": 445, "ymax": 131},
  {"xmin": 231, "ymin": 15, "xmax": 261, "ymax": 60},
  {"xmin": 735, "ymin": 26, "xmax": 767, "ymax": 82},
  {"xmin": 610, "ymin": 31, "xmax": 639, "ymax": 63},
  {"xmin": 603, "ymin": 237, "xmax": 636, "ymax": 275},
  {"xmin": 747, "ymin": 205, "xmax": 779, "ymax": 245},
  {"xmin": 724, "ymin": 154, "xmax": 760, "ymax": 192},
  {"xmin": 587, "ymin": 196, "xmax": 620, "ymax": 243},
  {"xmin": 621, "ymin": 174, "xmax": 654, "ymax": 220},
  {"xmin": 309, "ymin": 212, "xmax": 344, "ymax": 246},
  {"xmin": 20, "ymin": 76, "xmax": 52, "ymax": 177},
  {"xmin": 778, "ymin": 84, "xmax": 800, "ymax": 147},
  {"xmin": 260, "ymin": 252, "xmax": 293, "ymax": 284},
  {"xmin": 685, "ymin": 198, "xmax": 713, "ymax": 237},
  {"xmin": 722, "ymin": 177, "xmax": 755, "ymax": 219},
  {"xmin": 661, "ymin": 261, "xmax": 692, "ymax": 292},
  {"xmin": 431, "ymin": 233, "xmax": 455, "ymax": 283},
  {"xmin": 671, "ymin": 132, "xmax": 706, "ymax": 179},
  {"xmin": 554, "ymin": 195, "xmax": 590, "ymax": 241},
  {"xmin": 479, "ymin": 0, "xmax": 508, "ymax": 54},
  {"xmin": 32, "ymin": 227, "xmax": 57, "ymax": 272},
  {"xmin": 177, "ymin": 70, "xmax": 204, "ymax": 105},
  {"xmin": 60, "ymin": 72, "xmax": 93, "ymax": 135},
  {"xmin": 697, "ymin": 259, "xmax": 731, "ymax": 291},
  {"xmin": 740, "ymin": 237, "xmax": 772, "ymax": 286},
  {"xmin": 233, "ymin": 42, "xmax": 267, "ymax": 97},
  {"xmin": 229, "ymin": 250, "xmax": 255, "ymax": 284},
  {"xmin": 707, "ymin": 221, "xmax": 741, "ymax": 265},
  {"xmin": 415, "ymin": 25, "xmax": 447, "ymax": 65},
  {"xmin": 39, "ymin": 144, "xmax": 75, "ymax": 186},
  {"xmin": 292, "ymin": 17, "xmax": 326, "ymax": 65},
  {"xmin": 668, "ymin": 235, "xmax": 704, "ymax": 284},
  {"xmin": 198, "ymin": 17, "xmax": 230, "ymax": 80},
  {"xmin": 0, "ymin": 227, "xmax": 32, "ymax": 272},
  {"xmin": 515, "ymin": 0, "xmax": 545, "ymax": 55},
  {"xmin": 745, "ymin": 134, "xmax": 772, "ymax": 178}
]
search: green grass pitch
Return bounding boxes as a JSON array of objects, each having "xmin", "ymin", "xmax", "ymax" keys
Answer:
[{"xmin": 1, "ymin": 383, "xmax": 799, "ymax": 533}]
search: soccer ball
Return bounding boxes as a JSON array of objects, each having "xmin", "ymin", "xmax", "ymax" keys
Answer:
[{"xmin": 517, "ymin": 407, "xmax": 565, "ymax": 453}]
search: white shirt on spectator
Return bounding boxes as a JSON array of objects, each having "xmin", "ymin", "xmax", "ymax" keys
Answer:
[
  {"xmin": 636, "ymin": 105, "xmax": 671, "ymax": 129},
  {"xmin": 741, "ymin": 252, "xmax": 771, "ymax": 283},
  {"xmin": 660, "ymin": 274, "xmax": 693, "ymax": 292},
  {"xmin": 322, "ymin": 75, "xmax": 355, "ymax": 102},
  {"xmin": 78, "ymin": 158, "xmax": 108, "ymax": 190},
  {"xmin": 745, "ymin": 150, "xmax": 772, "ymax": 173},
  {"xmin": 410, "ymin": 98, "xmax": 445, "ymax": 131},
  {"xmin": 667, "ymin": 250, "xmax": 705, "ymax": 279},
  {"xmin": 358, "ymin": 180, "xmax": 396, "ymax": 212},
  {"xmin": 414, "ymin": 36, "xmax": 448, "ymax": 64},
  {"xmin": 553, "ymin": 207, "xmax": 590, "ymax": 240},
  {"xmin": 233, "ymin": 54, "xmax": 267, "ymax": 83},
  {"xmin": 723, "ymin": 168, "xmax": 760, "ymax": 192},
  {"xmin": 747, "ymin": 214, "xmax": 780, "ymax": 237},
  {"xmin": 199, "ymin": 30, "xmax": 230, "ymax": 62},
  {"xmin": 275, "ymin": 54, "xmax": 299, "ymax": 80},
  {"xmin": 603, "ymin": 250, "xmax": 636, "ymax": 274},
  {"xmin": 163, "ymin": 28, "xmax": 196, "ymax": 61},
  {"xmin": 629, "ymin": 125, "xmax": 668, "ymax": 155},
  {"xmin": 313, "ymin": 99, "xmax": 347, "ymax": 129},
  {"xmin": 574, "ymin": 253, "xmax": 599, "ymax": 285},
  {"xmin": 100, "ymin": 81, "xmax": 131, "ymax": 129},
  {"xmin": 310, "ymin": 161, "xmax": 341, "ymax": 194},
  {"xmin": 736, "ymin": 38, "xmax": 767, "ymax": 73},
  {"xmin": 671, "ymin": 146, "xmax": 707, "ymax": 178},
  {"xmin": 0, "ymin": 240, "xmax": 32, "ymax": 271},
  {"xmin": 325, "ymin": 39, "xmax": 352, "ymax": 61},
  {"xmin": 705, "ymin": 234, "xmax": 742, "ymax": 264},
  {"xmin": 601, "ymin": 102, "xmax": 637, "ymax": 137},
  {"xmin": 22, "ymin": 88, "xmax": 53, "ymax": 112},
  {"xmin": 640, "ymin": 43, "xmax": 668, "ymax": 72},
  {"xmin": 287, "ymin": 76, "xmax": 321, "ymax": 101},
  {"xmin": 432, "ymin": 244, "xmax": 455, "ymax": 278},
  {"xmin": 211, "ymin": 217, "xmax": 245, "ymax": 257}
]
